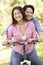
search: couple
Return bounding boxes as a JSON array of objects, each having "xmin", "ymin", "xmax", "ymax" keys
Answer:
[{"xmin": 2, "ymin": 5, "xmax": 43, "ymax": 65}]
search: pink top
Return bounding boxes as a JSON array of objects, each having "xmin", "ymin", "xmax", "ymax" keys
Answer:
[{"xmin": 8, "ymin": 21, "xmax": 37, "ymax": 54}]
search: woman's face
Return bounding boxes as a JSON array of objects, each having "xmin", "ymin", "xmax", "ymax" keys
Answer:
[
  {"xmin": 25, "ymin": 7, "xmax": 34, "ymax": 20},
  {"xmin": 13, "ymin": 9, "xmax": 23, "ymax": 22}
]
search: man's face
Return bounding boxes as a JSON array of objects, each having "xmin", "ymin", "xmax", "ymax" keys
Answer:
[{"xmin": 25, "ymin": 7, "xmax": 34, "ymax": 20}]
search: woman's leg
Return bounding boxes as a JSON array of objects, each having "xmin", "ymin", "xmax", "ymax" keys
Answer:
[
  {"xmin": 27, "ymin": 48, "xmax": 43, "ymax": 65},
  {"xmin": 10, "ymin": 49, "xmax": 23, "ymax": 65}
]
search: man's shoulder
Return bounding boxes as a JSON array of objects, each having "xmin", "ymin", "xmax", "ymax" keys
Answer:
[{"xmin": 31, "ymin": 17, "xmax": 38, "ymax": 22}]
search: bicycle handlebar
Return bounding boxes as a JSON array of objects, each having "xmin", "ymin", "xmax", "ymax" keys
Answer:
[
  {"xmin": 11, "ymin": 40, "xmax": 39, "ymax": 46},
  {"xmin": 2, "ymin": 40, "xmax": 39, "ymax": 46}
]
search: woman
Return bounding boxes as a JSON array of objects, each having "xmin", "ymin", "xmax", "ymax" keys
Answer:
[{"xmin": 2, "ymin": 6, "xmax": 43, "ymax": 65}]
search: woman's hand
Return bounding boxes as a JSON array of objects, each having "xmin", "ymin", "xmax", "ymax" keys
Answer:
[
  {"xmin": 2, "ymin": 40, "xmax": 8, "ymax": 46},
  {"xmin": 2, "ymin": 40, "xmax": 12, "ymax": 47},
  {"xmin": 7, "ymin": 39, "xmax": 13, "ymax": 44},
  {"xmin": 28, "ymin": 39, "xmax": 33, "ymax": 43}
]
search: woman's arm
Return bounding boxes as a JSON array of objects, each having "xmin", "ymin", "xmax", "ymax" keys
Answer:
[
  {"xmin": 28, "ymin": 22, "xmax": 37, "ymax": 43},
  {"xmin": 2, "ymin": 25, "xmax": 13, "ymax": 46}
]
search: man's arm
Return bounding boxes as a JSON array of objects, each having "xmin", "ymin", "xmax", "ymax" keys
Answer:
[
  {"xmin": 32, "ymin": 17, "xmax": 43, "ymax": 41},
  {"xmin": 32, "ymin": 17, "xmax": 43, "ymax": 32},
  {"xmin": 2, "ymin": 24, "xmax": 12, "ymax": 35}
]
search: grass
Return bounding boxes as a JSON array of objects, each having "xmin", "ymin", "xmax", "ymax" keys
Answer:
[
  {"xmin": 35, "ymin": 42, "xmax": 43, "ymax": 61},
  {"xmin": 0, "ymin": 47, "xmax": 12, "ymax": 65},
  {"xmin": 0, "ymin": 42, "xmax": 43, "ymax": 65}
]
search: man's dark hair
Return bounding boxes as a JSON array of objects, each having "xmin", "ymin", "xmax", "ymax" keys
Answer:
[{"xmin": 23, "ymin": 5, "xmax": 35, "ymax": 13}]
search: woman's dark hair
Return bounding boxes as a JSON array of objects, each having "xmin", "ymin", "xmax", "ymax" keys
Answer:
[
  {"xmin": 23, "ymin": 5, "xmax": 35, "ymax": 13},
  {"xmin": 12, "ymin": 6, "xmax": 26, "ymax": 24}
]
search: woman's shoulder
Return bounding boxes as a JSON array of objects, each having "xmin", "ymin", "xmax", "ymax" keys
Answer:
[
  {"xmin": 30, "ymin": 21, "xmax": 35, "ymax": 26},
  {"xmin": 26, "ymin": 20, "xmax": 35, "ymax": 26}
]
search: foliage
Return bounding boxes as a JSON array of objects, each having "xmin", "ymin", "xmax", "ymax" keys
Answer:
[{"xmin": 10, "ymin": 0, "xmax": 21, "ymax": 7}]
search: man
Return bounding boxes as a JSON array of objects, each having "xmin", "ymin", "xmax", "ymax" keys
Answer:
[{"xmin": 23, "ymin": 5, "xmax": 43, "ymax": 41}]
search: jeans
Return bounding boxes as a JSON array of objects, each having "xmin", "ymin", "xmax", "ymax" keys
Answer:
[
  {"xmin": 27, "ymin": 48, "xmax": 43, "ymax": 65},
  {"xmin": 10, "ymin": 48, "xmax": 43, "ymax": 65}
]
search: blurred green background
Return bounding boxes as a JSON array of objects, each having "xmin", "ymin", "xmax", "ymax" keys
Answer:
[{"xmin": 0, "ymin": 0, "xmax": 43, "ymax": 65}]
